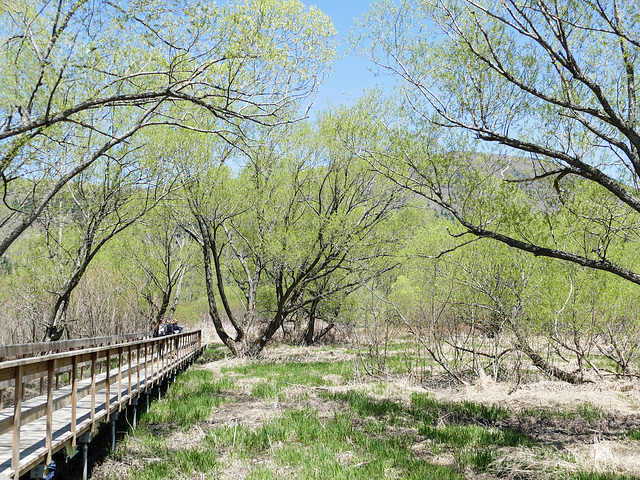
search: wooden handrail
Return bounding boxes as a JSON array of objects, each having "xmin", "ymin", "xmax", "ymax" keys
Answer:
[
  {"xmin": 0, "ymin": 332, "xmax": 151, "ymax": 360},
  {"xmin": 0, "ymin": 330, "xmax": 203, "ymax": 479}
]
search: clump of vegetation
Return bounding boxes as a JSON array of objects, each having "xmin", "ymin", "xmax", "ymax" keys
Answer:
[
  {"xmin": 197, "ymin": 345, "xmax": 232, "ymax": 364},
  {"xmin": 103, "ymin": 349, "xmax": 639, "ymax": 480},
  {"xmin": 140, "ymin": 369, "xmax": 233, "ymax": 430},
  {"xmin": 224, "ymin": 360, "xmax": 354, "ymax": 386}
]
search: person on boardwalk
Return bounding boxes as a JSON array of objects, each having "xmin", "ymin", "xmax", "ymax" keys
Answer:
[{"xmin": 171, "ymin": 320, "xmax": 183, "ymax": 357}]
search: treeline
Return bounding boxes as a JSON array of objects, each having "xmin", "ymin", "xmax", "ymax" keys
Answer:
[
  {"xmin": 2, "ymin": 113, "xmax": 639, "ymax": 380},
  {"xmin": 2, "ymin": 0, "xmax": 640, "ymax": 382}
]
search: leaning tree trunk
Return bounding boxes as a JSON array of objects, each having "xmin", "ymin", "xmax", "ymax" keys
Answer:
[{"xmin": 513, "ymin": 328, "xmax": 584, "ymax": 384}]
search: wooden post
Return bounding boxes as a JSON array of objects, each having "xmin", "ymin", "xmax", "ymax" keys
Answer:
[
  {"xmin": 12, "ymin": 364, "xmax": 24, "ymax": 477},
  {"xmin": 150, "ymin": 342, "xmax": 155, "ymax": 386},
  {"xmin": 136, "ymin": 344, "xmax": 141, "ymax": 394},
  {"xmin": 46, "ymin": 358, "xmax": 55, "ymax": 465},
  {"xmin": 105, "ymin": 349, "xmax": 111, "ymax": 422},
  {"xmin": 143, "ymin": 343, "xmax": 148, "ymax": 390},
  {"xmin": 117, "ymin": 347, "xmax": 123, "ymax": 410},
  {"xmin": 127, "ymin": 346, "xmax": 132, "ymax": 403},
  {"xmin": 90, "ymin": 353, "xmax": 97, "ymax": 432},
  {"xmin": 71, "ymin": 355, "xmax": 78, "ymax": 447}
]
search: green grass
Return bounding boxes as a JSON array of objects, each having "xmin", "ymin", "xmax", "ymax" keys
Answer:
[
  {"xmin": 228, "ymin": 408, "xmax": 463, "ymax": 480},
  {"xmin": 251, "ymin": 381, "xmax": 284, "ymax": 400},
  {"xmin": 418, "ymin": 423, "xmax": 530, "ymax": 448},
  {"xmin": 327, "ymin": 390, "xmax": 513, "ymax": 428},
  {"xmin": 141, "ymin": 368, "xmax": 233, "ymax": 430},
  {"xmin": 113, "ymin": 347, "xmax": 640, "ymax": 480},
  {"xmin": 627, "ymin": 429, "xmax": 640, "ymax": 441},
  {"xmin": 224, "ymin": 359, "xmax": 354, "ymax": 386},
  {"xmin": 520, "ymin": 401, "xmax": 605, "ymax": 422},
  {"xmin": 245, "ymin": 467, "xmax": 281, "ymax": 480},
  {"xmin": 197, "ymin": 344, "xmax": 232, "ymax": 363},
  {"xmin": 570, "ymin": 473, "xmax": 640, "ymax": 480},
  {"xmin": 328, "ymin": 389, "xmax": 530, "ymax": 473},
  {"xmin": 125, "ymin": 446, "xmax": 218, "ymax": 480},
  {"xmin": 410, "ymin": 392, "xmax": 512, "ymax": 424},
  {"xmin": 327, "ymin": 390, "xmax": 409, "ymax": 425}
]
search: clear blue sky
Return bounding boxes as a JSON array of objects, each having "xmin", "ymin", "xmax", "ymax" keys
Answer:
[{"xmin": 305, "ymin": 0, "xmax": 391, "ymax": 113}]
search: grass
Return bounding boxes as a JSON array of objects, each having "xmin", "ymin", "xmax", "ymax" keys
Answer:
[
  {"xmin": 328, "ymin": 389, "xmax": 530, "ymax": 473},
  {"xmin": 107, "ymin": 346, "xmax": 640, "ymax": 480},
  {"xmin": 627, "ymin": 429, "xmax": 640, "ymax": 441},
  {"xmin": 224, "ymin": 359, "xmax": 354, "ymax": 386},
  {"xmin": 140, "ymin": 368, "xmax": 233, "ymax": 430},
  {"xmin": 520, "ymin": 401, "xmax": 605, "ymax": 422},
  {"xmin": 124, "ymin": 446, "xmax": 218, "ymax": 480},
  {"xmin": 251, "ymin": 381, "xmax": 282, "ymax": 400},
  {"xmin": 197, "ymin": 343, "xmax": 232, "ymax": 363},
  {"xmin": 232, "ymin": 408, "xmax": 463, "ymax": 480}
]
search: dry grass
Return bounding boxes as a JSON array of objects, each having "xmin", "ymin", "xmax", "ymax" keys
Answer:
[{"xmin": 90, "ymin": 344, "xmax": 640, "ymax": 479}]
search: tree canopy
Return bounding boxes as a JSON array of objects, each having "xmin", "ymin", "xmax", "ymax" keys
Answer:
[{"xmin": 354, "ymin": 0, "xmax": 640, "ymax": 286}]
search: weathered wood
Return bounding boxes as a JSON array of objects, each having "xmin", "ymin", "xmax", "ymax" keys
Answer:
[
  {"xmin": 46, "ymin": 359, "xmax": 54, "ymax": 464},
  {"xmin": 90, "ymin": 353, "xmax": 96, "ymax": 433},
  {"xmin": 0, "ymin": 333, "xmax": 149, "ymax": 360},
  {"xmin": 71, "ymin": 356, "xmax": 78, "ymax": 447},
  {"xmin": 105, "ymin": 350, "xmax": 110, "ymax": 422},
  {"xmin": 117, "ymin": 348, "xmax": 122, "ymax": 411},
  {"xmin": 0, "ymin": 331, "xmax": 202, "ymax": 479},
  {"xmin": 12, "ymin": 364, "xmax": 23, "ymax": 477}
]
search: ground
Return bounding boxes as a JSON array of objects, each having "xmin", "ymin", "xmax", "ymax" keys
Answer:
[{"xmin": 90, "ymin": 344, "xmax": 640, "ymax": 479}]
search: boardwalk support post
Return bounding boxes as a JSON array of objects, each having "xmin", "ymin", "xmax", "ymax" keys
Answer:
[
  {"xmin": 131, "ymin": 397, "xmax": 138, "ymax": 430},
  {"xmin": 110, "ymin": 412, "xmax": 119, "ymax": 453},
  {"xmin": 29, "ymin": 463, "xmax": 46, "ymax": 479},
  {"xmin": 78, "ymin": 432, "xmax": 91, "ymax": 480}
]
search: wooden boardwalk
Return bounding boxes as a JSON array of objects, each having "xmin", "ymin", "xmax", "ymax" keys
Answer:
[{"xmin": 0, "ymin": 331, "xmax": 203, "ymax": 479}]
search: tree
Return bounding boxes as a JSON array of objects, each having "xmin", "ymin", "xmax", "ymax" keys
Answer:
[
  {"xmin": 185, "ymin": 117, "xmax": 405, "ymax": 357},
  {"xmin": 0, "ymin": 0, "xmax": 335, "ymax": 260},
  {"xmin": 118, "ymin": 198, "xmax": 198, "ymax": 330},
  {"xmin": 19, "ymin": 143, "xmax": 171, "ymax": 340},
  {"xmin": 354, "ymin": 0, "xmax": 640, "ymax": 287}
]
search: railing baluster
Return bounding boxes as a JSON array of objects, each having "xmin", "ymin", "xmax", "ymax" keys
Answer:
[
  {"xmin": 46, "ymin": 358, "xmax": 55, "ymax": 464},
  {"xmin": 12, "ymin": 364, "xmax": 24, "ymax": 478},
  {"xmin": 117, "ymin": 347, "xmax": 123, "ymax": 410},
  {"xmin": 71, "ymin": 355, "xmax": 78, "ymax": 447},
  {"xmin": 150, "ymin": 341, "xmax": 154, "ymax": 386},
  {"xmin": 105, "ymin": 349, "xmax": 111, "ymax": 422},
  {"xmin": 91, "ymin": 352, "xmax": 97, "ymax": 432},
  {"xmin": 128, "ymin": 346, "xmax": 132, "ymax": 402},
  {"xmin": 136, "ymin": 344, "xmax": 141, "ymax": 395}
]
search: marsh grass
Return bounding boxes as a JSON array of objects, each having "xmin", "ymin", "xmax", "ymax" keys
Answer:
[
  {"xmin": 627, "ymin": 429, "xmax": 640, "ymax": 441},
  {"xmin": 141, "ymin": 369, "xmax": 233, "ymax": 430},
  {"xmin": 520, "ymin": 401, "xmax": 605, "ymax": 422},
  {"xmin": 251, "ymin": 381, "xmax": 279, "ymax": 399},
  {"xmin": 225, "ymin": 359, "xmax": 354, "ymax": 386},
  {"xmin": 123, "ymin": 446, "xmax": 218, "ymax": 480},
  {"xmin": 197, "ymin": 344, "xmax": 231, "ymax": 363},
  {"xmin": 230, "ymin": 408, "xmax": 463, "ymax": 480},
  {"xmin": 105, "ymin": 346, "xmax": 639, "ymax": 480}
]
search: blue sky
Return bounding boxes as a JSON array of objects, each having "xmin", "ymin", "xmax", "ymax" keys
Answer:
[{"xmin": 304, "ymin": 0, "xmax": 392, "ymax": 112}]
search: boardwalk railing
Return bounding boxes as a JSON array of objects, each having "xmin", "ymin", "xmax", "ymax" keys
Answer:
[{"xmin": 0, "ymin": 330, "xmax": 203, "ymax": 479}]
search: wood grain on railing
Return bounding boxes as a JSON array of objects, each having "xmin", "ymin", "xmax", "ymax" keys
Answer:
[{"xmin": 0, "ymin": 330, "xmax": 203, "ymax": 479}]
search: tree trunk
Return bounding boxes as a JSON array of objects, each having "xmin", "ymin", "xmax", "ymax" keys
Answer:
[
  {"xmin": 302, "ymin": 299, "xmax": 319, "ymax": 346},
  {"xmin": 514, "ymin": 330, "xmax": 584, "ymax": 384}
]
